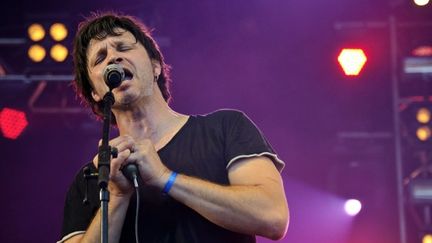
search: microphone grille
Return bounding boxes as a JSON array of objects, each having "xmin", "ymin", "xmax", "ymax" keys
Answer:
[{"xmin": 103, "ymin": 64, "xmax": 125, "ymax": 89}]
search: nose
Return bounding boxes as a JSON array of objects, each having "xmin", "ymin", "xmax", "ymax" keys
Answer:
[{"xmin": 108, "ymin": 56, "xmax": 123, "ymax": 65}]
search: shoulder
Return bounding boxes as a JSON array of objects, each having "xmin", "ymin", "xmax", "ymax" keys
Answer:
[
  {"xmin": 191, "ymin": 109, "xmax": 262, "ymax": 141},
  {"xmin": 204, "ymin": 108, "xmax": 246, "ymax": 117},
  {"xmin": 190, "ymin": 109, "xmax": 254, "ymax": 132},
  {"xmin": 197, "ymin": 109, "xmax": 249, "ymax": 124}
]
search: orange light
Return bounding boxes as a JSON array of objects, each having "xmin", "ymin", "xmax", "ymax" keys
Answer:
[
  {"xmin": 28, "ymin": 44, "xmax": 46, "ymax": 62},
  {"xmin": 417, "ymin": 108, "xmax": 431, "ymax": 124},
  {"xmin": 338, "ymin": 49, "xmax": 367, "ymax": 76},
  {"xmin": 28, "ymin": 23, "xmax": 45, "ymax": 42},
  {"xmin": 417, "ymin": 126, "xmax": 431, "ymax": 141},
  {"xmin": 423, "ymin": 234, "xmax": 432, "ymax": 243},
  {"xmin": 49, "ymin": 23, "xmax": 68, "ymax": 41},
  {"xmin": 50, "ymin": 44, "xmax": 68, "ymax": 62}
]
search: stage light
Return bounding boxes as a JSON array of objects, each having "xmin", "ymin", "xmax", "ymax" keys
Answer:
[
  {"xmin": 25, "ymin": 18, "xmax": 72, "ymax": 71},
  {"xmin": 416, "ymin": 126, "xmax": 431, "ymax": 141},
  {"xmin": 50, "ymin": 44, "xmax": 68, "ymax": 62},
  {"xmin": 0, "ymin": 108, "xmax": 28, "ymax": 140},
  {"xmin": 27, "ymin": 23, "xmax": 45, "ymax": 42},
  {"xmin": 417, "ymin": 108, "xmax": 431, "ymax": 124},
  {"xmin": 28, "ymin": 44, "xmax": 46, "ymax": 62},
  {"xmin": 424, "ymin": 234, "xmax": 432, "ymax": 243},
  {"xmin": 409, "ymin": 179, "xmax": 432, "ymax": 203},
  {"xmin": 49, "ymin": 23, "xmax": 68, "ymax": 41},
  {"xmin": 414, "ymin": 0, "xmax": 430, "ymax": 6},
  {"xmin": 344, "ymin": 199, "xmax": 362, "ymax": 216},
  {"xmin": 413, "ymin": 46, "xmax": 432, "ymax": 57},
  {"xmin": 338, "ymin": 49, "xmax": 367, "ymax": 76}
]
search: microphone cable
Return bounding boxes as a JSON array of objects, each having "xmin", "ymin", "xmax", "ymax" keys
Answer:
[
  {"xmin": 121, "ymin": 163, "xmax": 140, "ymax": 243},
  {"xmin": 132, "ymin": 175, "xmax": 140, "ymax": 243}
]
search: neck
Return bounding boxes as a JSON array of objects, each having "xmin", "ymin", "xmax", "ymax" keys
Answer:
[{"xmin": 113, "ymin": 95, "xmax": 184, "ymax": 143}]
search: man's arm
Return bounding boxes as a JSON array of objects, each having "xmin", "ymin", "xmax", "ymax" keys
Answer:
[
  {"xmin": 63, "ymin": 137, "xmax": 136, "ymax": 243},
  {"xmin": 154, "ymin": 156, "xmax": 289, "ymax": 240},
  {"xmin": 64, "ymin": 195, "xmax": 131, "ymax": 243}
]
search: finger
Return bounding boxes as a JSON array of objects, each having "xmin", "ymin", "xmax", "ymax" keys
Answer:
[
  {"xmin": 115, "ymin": 139, "xmax": 135, "ymax": 154},
  {"xmin": 98, "ymin": 135, "xmax": 133, "ymax": 148},
  {"xmin": 111, "ymin": 149, "xmax": 132, "ymax": 172},
  {"xmin": 94, "ymin": 135, "xmax": 134, "ymax": 169},
  {"xmin": 92, "ymin": 154, "xmax": 98, "ymax": 168}
]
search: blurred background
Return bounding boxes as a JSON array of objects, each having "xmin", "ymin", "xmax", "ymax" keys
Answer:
[{"xmin": 1, "ymin": 0, "xmax": 432, "ymax": 242}]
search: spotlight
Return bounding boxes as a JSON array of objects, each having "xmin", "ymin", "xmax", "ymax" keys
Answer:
[
  {"xmin": 417, "ymin": 108, "xmax": 431, "ymax": 124},
  {"xmin": 25, "ymin": 19, "xmax": 72, "ymax": 70},
  {"xmin": 424, "ymin": 234, "xmax": 432, "ymax": 243},
  {"xmin": 27, "ymin": 23, "xmax": 45, "ymax": 42},
  {"xmin": 414, "ymin": 0, "xmax": 430, "ymax": 6},
  {"xmin": 401, "ymin": 101, "xmax": 432, "ymax": 144},
  {"xmin": 337, "ymin": 49, "xmax": 367, "ymax": 76},
  {"xmin": 416, "ymin": 126, "xmax": 431, "ymax": 141},
  {"xmin": 0, "ymin": 108, "xmax": 28, "ymax": 140},
  {"xmin": 50, "ymin": 44, "xmax": 68, "ymax": 62},
  {"xmin": 49, "ymin": 23, "xmax": 68, "ymax": 42},
  {"xmin": 28, "ymin": 44, "xmax": 46, "ymax": 62},
  {"xmin": 344, "ymin": 199, "xmax": 362, "ymax": 216}
]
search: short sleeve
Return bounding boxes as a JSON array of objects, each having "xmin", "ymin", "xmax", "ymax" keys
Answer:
[
  {"xmin": 223, "ymin": 111, "xmax": 285, "ymax": 171},
  {"xmin": 58, "ymin": 164, "xmax": 99, "ymax": 242}
]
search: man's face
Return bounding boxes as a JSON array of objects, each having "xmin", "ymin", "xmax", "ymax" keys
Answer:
[{"xmin": 86, "ymin": 28, "xmax": 161, "ymax": 108}]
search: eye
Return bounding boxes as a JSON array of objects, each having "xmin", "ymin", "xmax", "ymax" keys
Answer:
[
  {"xmin": 118, "ymin": 45, "xmax": 131, "ymax": 52},
  {"xmin": 94, "ymin": 56, "xmax": 104, "ymax": 65}
]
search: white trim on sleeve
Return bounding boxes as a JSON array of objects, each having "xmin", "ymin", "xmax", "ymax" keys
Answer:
[
  {"xmin": 226, "ymin": 152, "xmax": 285, "ymax": 172},
  {"xmin": 56, "ymin": 231, "xmax": 86, "ymax": 243}
]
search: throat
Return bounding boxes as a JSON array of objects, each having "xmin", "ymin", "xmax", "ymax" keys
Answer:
[{"xmin": 116, "ymin": 112, "xmax": 190, "ymax": 150}]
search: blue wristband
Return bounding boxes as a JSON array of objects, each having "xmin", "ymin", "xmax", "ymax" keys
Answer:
[{"xmin": 162, "ymin": 172, "xmax": 177, "ymax": 194}]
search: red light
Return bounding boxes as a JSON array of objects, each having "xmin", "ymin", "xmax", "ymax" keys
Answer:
[
  {"xmin": 338, "ymin": 48, "xmax": 367, "ymax": 76},
  {"xmin": 412, "ymin": 46, "xmax": 432, "ymax": 57},
  {"xmin": 0, "ymin": 108, "xmax": 28, "ymax": 139}
]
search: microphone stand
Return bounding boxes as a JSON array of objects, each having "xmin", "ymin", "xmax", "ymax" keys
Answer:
[{"xmin": 98, "ymin": 90, "xmax": 117, "ymax": 243}]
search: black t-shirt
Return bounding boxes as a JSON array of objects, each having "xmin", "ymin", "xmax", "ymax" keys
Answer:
[{"xmin": 59, "ymin": 109, "xmax": 284, "ymax": 243}]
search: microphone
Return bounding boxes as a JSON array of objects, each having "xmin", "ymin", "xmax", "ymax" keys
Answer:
[
  {"xmin": 103, "ymin": 64, "xmax": 125, "ymax": 90},
  {"xmin": 121, "ymin": 163, "xmax": 140, "ymax": 188}
]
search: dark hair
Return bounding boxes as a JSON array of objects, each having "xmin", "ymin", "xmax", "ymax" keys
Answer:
[{"xmin": 72, "ymin": 12, "xmax": 171, "ymax": 122}]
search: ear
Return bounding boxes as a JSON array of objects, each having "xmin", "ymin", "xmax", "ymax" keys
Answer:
[
  {"xmin": 91, "ymin": 90, "xmax": 102, "ymax": 102},
  {"xmin": 151, "ymin": 59, "xmax": 162, "ymax": 78}
]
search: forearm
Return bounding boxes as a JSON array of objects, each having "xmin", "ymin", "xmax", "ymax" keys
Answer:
[
  {"xmin": 159, "ymin": 172, "xmax": 288, "ymax": 240},
  {"xmin": 71, "ymin": 196, "xmax": 131, "ymax": 243}
]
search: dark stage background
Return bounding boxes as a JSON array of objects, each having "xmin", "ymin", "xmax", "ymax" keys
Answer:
[{"xmin": 1, "ymin": 0, "xmax": 431, "ymax": 242}]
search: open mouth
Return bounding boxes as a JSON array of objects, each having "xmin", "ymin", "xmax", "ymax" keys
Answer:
[{"xmin": 124, "ymin": 68, "xmax": 133, "ymax": 81}]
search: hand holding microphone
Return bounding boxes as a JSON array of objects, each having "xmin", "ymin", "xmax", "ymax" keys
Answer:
[{"xmin": 121, "ymin": 162, "xmax": 140, "ymax": 188}]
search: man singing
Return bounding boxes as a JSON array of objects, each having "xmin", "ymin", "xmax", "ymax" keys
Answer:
[{"xmin": 59, "ymin": 12, "xmax": 289, "ymax": 243}]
